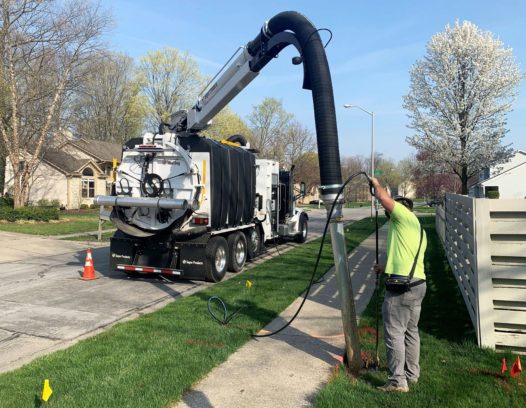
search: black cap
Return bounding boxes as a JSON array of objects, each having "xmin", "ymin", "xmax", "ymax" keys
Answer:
[{"xmin": 393, "ymin": 195, "xmax": 413, "ymax": 210}]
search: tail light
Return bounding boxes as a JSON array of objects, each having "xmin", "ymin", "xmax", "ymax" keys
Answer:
[{"xmin": 192, "ymin": 216, "xmax": 209, "ymax": 225}]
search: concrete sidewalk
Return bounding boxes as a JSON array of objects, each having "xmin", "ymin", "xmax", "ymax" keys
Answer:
[{"xmin": 176, "ymin": 225, "xmax": 387, "ymax": 408}]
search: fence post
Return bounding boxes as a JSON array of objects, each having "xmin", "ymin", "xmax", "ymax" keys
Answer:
[
  {"xmin": 473, "ymin": 198, "xmax": 495, "ymax": 348},
  {"xmin": 98, "ymin": 205, "xmax": 103, "ymax": 241}
]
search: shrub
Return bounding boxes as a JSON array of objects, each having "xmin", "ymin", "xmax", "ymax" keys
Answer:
[
  {"xmin": 485, "ymin": 191, "xmax": 500, "ymax": 199},
  {"xmin": 0, "ymin": 206, "xmax": 59, "ymax": 222},
  {"xmin": 36, "ymin": 198, "xmax": 50, "ymax": 207},
  {"xmin": 36, "ymin": 198, "xmax": 61, "ymax": 208},
  {"xmin": 0, "ymin": 196, "xmax": 14, "ymax": 208},
  {"xmin": 80, "ymin": 204, "xmax": 90, "ymax": 210}
]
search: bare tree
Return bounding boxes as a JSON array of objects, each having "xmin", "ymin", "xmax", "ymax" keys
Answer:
[
  {"xmin": 404, "ymin": 21, "xmax": 524, "ymax": 194},
  {"xmin": 69, "ymin": 51, "xmax": 147, "ymax": 143},
  {"xmin": 341, "ymin": 155, "xmax": 368, "ymax": 202},
  {"xmin": 0, "ymin": 0, "xmax": 111, "ymax": 207},
  {"xmin": 375, "ymin": 156, "xmax": 401, "ymax": 195},
  {"xmin": 294, "ymin": 151, "xmax": 320, "ymax": 194},
  {"xmin": 137, "ymin": 47, "xmax": 205, "ymax": 131},
  {"xmin": 283, "ymin": 119, "xmax": 315, "ymax": 169},
  {"xmin": 248, "ymin": 97, "xmax": 292, "ymax": 161},
  {"xmin": 412, "ymin": 150, "xmax": 461, "ymax": 198}
]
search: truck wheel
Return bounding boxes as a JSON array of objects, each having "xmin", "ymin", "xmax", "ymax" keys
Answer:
[
  {"xmin": 227, "ymin": 232, "xmax": 247, "ymax": 272},
  {"xmin": 245, "ymin": 227, "xmax": 262, "ymax": 260},
  {"xmin": 205, "ymin": 236, "xmax": 228, "ymax": 282},
  {"xmin": 295, "ymin": 214, "xmax": 308, "ymax": 243}
]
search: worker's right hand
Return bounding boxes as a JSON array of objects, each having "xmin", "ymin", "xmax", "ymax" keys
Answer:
[
  {"xmin": 369, "ymin": 176, "xmax": 382, "ymax": 197},
  {"xmin": 370, "ymin": 177, "xmax": 381, "ymax": 189},
  {"xmin": 373, "ymin": 263, "xmax": 384, "ymax": 274}
]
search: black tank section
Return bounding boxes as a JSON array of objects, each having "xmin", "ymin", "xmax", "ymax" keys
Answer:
[{"xmin": 180, "ymin": 135, "xmax": 256, "ymax": 230}]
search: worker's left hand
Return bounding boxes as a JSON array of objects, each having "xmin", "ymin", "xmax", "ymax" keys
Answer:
[{"xmin": 373, "ymin": 263, "xmax": 384, "ymax": 274}]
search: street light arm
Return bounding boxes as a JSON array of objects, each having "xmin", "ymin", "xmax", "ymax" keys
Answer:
[
  {"xmin": 343, "ymin": 103, "xmax": 373, "ymax": 116},
  {"xmin": 343, "ymin": 103, "xmax": 375, "ymax": 218}
]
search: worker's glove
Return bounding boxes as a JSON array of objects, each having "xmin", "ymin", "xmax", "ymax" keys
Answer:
[{"xmin": 365, "ymin": 174, "xmax": 375, "ymax": 197}]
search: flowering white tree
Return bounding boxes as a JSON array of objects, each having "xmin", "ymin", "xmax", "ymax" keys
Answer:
[{"xmin": 404, "ymin": 21, "xmax": 524, "ymax": 194}]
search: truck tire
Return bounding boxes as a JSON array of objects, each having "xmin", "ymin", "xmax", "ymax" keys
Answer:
[
  {"xmin": 227, "ymin": 232, "xmax": 247, "ymax": 272},
  {"xmin": 245, "ymin": 227, "xmax": 262, "ymax": 260},
  {"xmin": 295, "ymin": 214, "xmax": 308, "ymax": 243},
  {"xmin": 205, "ymin": 236, "xmax": 228, "ymax": 282}
]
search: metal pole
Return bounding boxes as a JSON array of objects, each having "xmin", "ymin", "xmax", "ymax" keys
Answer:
[
  {"xmin": 374, "ymin": 200, "xmax": 380, "ymax": 366},
  {"xmin": 371, "ymin": 112, "xmax": 375, "ymax": 218},
  {"xmin": 343, "ymin": 104, "xmax": 374, "ymax": 212},
  {"xmin": 327, "ymin": 201, "xmax": 362, "ymax": 372}
]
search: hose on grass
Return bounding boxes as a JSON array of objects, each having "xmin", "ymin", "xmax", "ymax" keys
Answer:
[
  {"xmin": 207, "ymin": 296, "xmax": 243, "ymax": 325},
  {"xmin": 206, "ymin": 172, "xmax": 374, "ymax": 338}
]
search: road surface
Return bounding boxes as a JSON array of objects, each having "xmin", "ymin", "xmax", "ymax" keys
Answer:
[{"xmin": 0, "ymin": 207, "xmax": 370, "ymax": 373}]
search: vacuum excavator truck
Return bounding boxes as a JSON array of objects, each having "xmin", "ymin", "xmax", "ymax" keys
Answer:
[
  {"xmin": 94, "ymin": 130, "xmax": 308, "ymax": 282},
  {"xmin": 93, "ymin": 23, "xmax": 318, "ymax": 282}
]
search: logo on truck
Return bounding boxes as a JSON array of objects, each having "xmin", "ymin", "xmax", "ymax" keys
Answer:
[
  {"xmin": 182, "ymin": 259, "xmax": 204, "ymax": 265},
  {"xmin": 112, "ymin": 253, "xmax": 131, "ymax": 259}
]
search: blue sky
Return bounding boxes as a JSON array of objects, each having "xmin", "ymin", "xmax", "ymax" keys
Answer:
[{"xmin": 106, "ymin": 0, "xmax": 526, "ymax": 161}]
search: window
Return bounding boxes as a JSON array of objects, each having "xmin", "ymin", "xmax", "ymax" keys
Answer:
[
  {"xmin": 82, "ymin": 167, "xmax": 95, "ymax": 198},
  {"xmin": 485, "ymin": 186, "xmax": 499, "ymax": 199},
  {"xmin": 82, "ymin": 168, "xmax": 94, "ymax": 177},
  {"xmin": 82, "ymin": 179, "xmax": 95, "ymax": 198}
]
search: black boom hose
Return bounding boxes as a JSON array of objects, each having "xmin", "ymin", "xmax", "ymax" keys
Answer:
[{"xmin": 247, "ymin": 11, "xmax": 342, "ymax": 199}]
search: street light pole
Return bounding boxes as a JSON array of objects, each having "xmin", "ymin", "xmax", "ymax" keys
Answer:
[
  {"xmin": 371, "ymin": 111, "xmax": 375, "ymax": 218},
  {"xmin": 343, "ymin": 104, "xmax": 375, "ymax": 218}
]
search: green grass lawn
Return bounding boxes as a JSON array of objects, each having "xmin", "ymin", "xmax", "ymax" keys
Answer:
[
  {"xmin": 345, "ymin": 201, "xmax": 371, "ymax": 208},
  {"xmin": 314, "ymin": 216, "xmax": 526, "ymax": 408},
  {"xmin": 61, "ymin": 230, "xmax": 115, "ymax": 242},
  {"xmin": 299, "ymin": 201, "xmax": 370, "ymax": 210},
  {"xmin": 414, "ymin": 205, "xmax": 437, "ymax": 214},
  {"xmin": 0, "ymin": 217, "xmax": 384, "ymax": 408},
  {"xmin": 0, "ymin": 210, "xmax": 113, "ymax": 235}
]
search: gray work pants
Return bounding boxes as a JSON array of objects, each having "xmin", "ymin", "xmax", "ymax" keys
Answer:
[{"xmin": 382, "ymin": 282, "xmax": 426, "ymax": 387}]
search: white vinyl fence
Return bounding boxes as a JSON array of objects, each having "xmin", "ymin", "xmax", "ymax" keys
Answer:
[{"xmin": 436, "ymin": 194, "xmax": 526, "ymax": 353}]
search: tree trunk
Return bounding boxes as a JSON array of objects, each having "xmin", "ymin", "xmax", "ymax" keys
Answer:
[
  {"xmin": 461, "ymin": 165, "xmax": 468, "ymax": 195},
  {"xmin": 13, "ymin": 176, "xmax": 24, "ymax": 208},
  {"xmin": 0, "ymin": 154, "xmax": 5, "ymax": 194}
]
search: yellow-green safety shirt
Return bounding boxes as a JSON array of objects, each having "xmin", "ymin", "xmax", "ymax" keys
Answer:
[{"xmin": 385, "ymin": 202, "xmax": 427, "ymax": 280}]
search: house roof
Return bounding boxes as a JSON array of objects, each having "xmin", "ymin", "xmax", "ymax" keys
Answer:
[
  {"xmin": 41, "ymin": 148, "xmax": 90, "ymax": 174},
  {"xmin": 69, "ymin": 139, "xmax": 122, "ymax": 162},
  {"xmin": 477, "ymin": 160, "xmax": 526, "ymax": 186},
  {"xmin": 471, "ymin": 149, "xmax": 526, "ymax": 188}
]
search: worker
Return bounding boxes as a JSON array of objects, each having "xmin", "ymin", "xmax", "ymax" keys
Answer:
[{"xmin": 371, "ymin": 177, "xmax": 427, "ymax": 393}]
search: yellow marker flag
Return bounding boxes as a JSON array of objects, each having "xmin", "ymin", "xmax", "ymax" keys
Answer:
[
  {"xmin": 41, "ymin": 379, "xmax": 53, "ymax": 402},
  {"xmin": 245, "ymin": 280, "xmax": 252, "ymax": 289}
]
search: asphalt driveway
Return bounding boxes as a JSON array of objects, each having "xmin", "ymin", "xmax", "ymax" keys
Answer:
[{"xmin": 0, "ymin": 232, "xmax": 208, "ymax": 373}]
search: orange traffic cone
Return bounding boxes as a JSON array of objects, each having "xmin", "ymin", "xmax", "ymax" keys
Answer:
[{"xmin": 82, "ymin": 248, "xmax": 97, "ymax": 280}]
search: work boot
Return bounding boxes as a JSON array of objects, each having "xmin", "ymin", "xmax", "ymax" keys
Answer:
[{"xmin": 376, "ymin": 382, "xmax": 409, "ymax": 393}]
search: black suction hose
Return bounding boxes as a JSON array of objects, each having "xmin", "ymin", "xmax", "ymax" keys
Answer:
[
  {"xmin": 247, "ymin": 11, "xmax": 342, "ymax": 199},
  {"xmin": 205, "ymin": 172, "xmax": 371, "ymax": 337}
]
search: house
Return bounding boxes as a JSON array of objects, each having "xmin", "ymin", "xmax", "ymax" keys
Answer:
[
  {"xmin": 469, "ymin": 150, "xmax": 526, "ymax": 198},
  {"xmin": 3, "ymin": 136, "xmax": 121, "ymax": 209}
]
